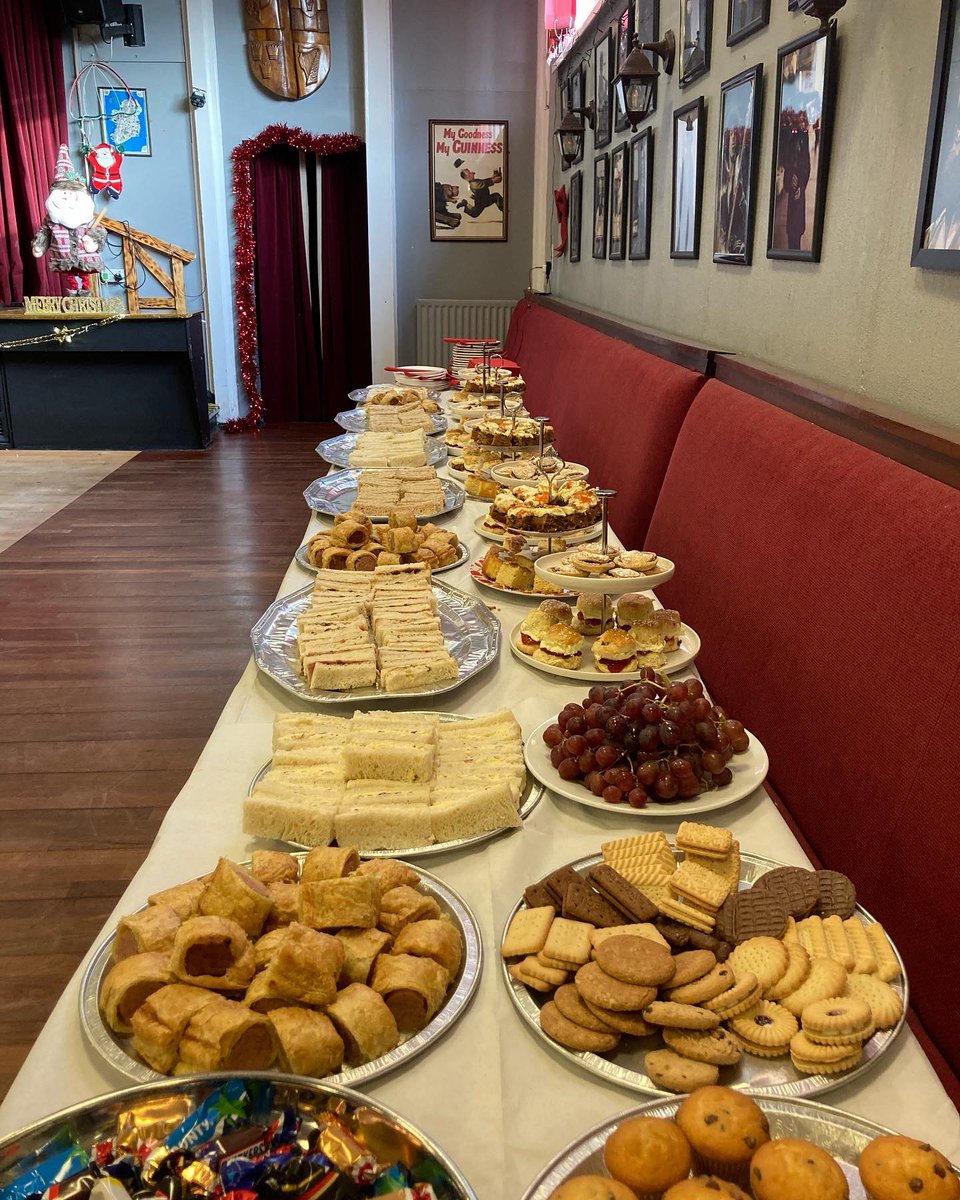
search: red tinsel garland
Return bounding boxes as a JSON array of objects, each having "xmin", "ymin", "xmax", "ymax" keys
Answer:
[{"xmin": 224, "ymin": 124, "xmax": 363, "ymax": 433}]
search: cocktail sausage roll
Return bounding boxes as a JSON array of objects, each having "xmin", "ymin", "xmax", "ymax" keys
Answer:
[
  {"xmin": 268, "ymin": 1007, "xmax": 345, "ymax": 1077},
  {"xmin": 178, "ymin": 995, "xmax": 277, "ymax": 1070},
  {"xmin": 252, "ymin": 928, "xmax": 290, "ymax": 970},
  {"xmin": 336, "ymin": 927, "xmax": 393, "ymax": 985},
  {"xmin": 198, "ymin": 858, "xmax": 273, "ymax": 937},
  {"xmin": 100, "ymin": 951, "xmax": 175, "ymax": 1035},
  {"xmin": 300, "ymin": 846, "xmax": 361, "ymax": 883},
  {"xmin": 130, "ymin": 983, "xmax": 214, "ymax": 1073},
  {"xmin": 249, "ymin": 850, "xmax": 299, "ymax": 885},
  {"xmin": 147, "ymin": 879, "xmax": 205, "ymax": 920},
  {"xmin": 355, "ymin": 858, "xmax": 421, "ymax": 894},
  {"xmin": 169, "ymin": 916, "xmax": 255, "ymax": 990},
  {"xmin": 257, "ymin": 923, "xmax": 342, "ymax": 1006},
  {"xmin": 370, "ymin": 953, "xmax": 450, "ymax": 1032},
  {"xmin": 392, "ymin": 918, "xmax": 463, "ymax": 977},
  {"xmin": 324, "ymin": 983, "xmax": 399, "ymax": 1065},
  {"xmin": 300, "ymin": 876, "xmax": 380, "ymax": 930},
  {"xmin": 242, "ymin": 972, "xmax": 290, "ymax": 1014},
  {"xmin": 114, "ymin": 904, "xmax": 182, "ymax": 959},
  {"xmin": 377, "ymin": 885, "xmax": 441, "ymax": 935},
  {"xmin": 264, "ymin": 882, "xmax": 299, "ymax": 930}
]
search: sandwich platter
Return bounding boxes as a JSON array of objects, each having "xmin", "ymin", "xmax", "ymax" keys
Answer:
[
  {"xmin": 304, "ymin": 470, "xmax": 465, "ymax": 522},
  {"xmin": 251, "ymin": 578, "xmax": 499, "ymax": 704},
  {"xmin": 296, "ymin": 540, "xmax": 470, "ymax": 576},
  {"xmin": 473, "ymin": 513, "xmax": 602, "ymax": 548},
  {"xmin": 524, "ymin": 718, "xmax": 769, "ymax": 819},
  {"xmin": 502, "ymin": 849, "xmax": 907, "ymax": 1104},
  {"xmin": 348, "ymin": 384, "xmax": 444, "ymax": 405},
  {"xmin": 316, "ymin": 433, "xmax": 448, "ymax": 469},
  {"xmin": 246, "ymin": 713, "xmax": 545, "ymax": 861},
  {"xmin": 335, "ymin": 408, "xmax": 448, "ymax": 435},
  {"xmin": 80, "ymin": 859, "xmax": 482, "ymax": 1087},
  {"xmin": 509, "ymin": 618, "xmax": 701, "ymax": 679},
  {"xmin": 535, "ymin": 551, "xmax": 676, "ymax": 594},
  {"xmin": 521, "ymin": 1096, "xmax": 928, "ymax": 1200}
]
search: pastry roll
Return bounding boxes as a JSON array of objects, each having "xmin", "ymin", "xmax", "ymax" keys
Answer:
[
  {"xmin": 301, "ymin": 846, "xmax": 361, "ymax": 883},
  {"xmin": 321, "ymin": 546, "xmax": 351, "ymax": 570},
  {"xmin": 148, "ymin": 879, "xmax": 205, "ymax": 920},
  {"xmin": 244, "ymin": 972, "xmax": 293, "ymax": 1014},
  {"xmin": 388, "ymin": 509, "xmax": 418, "ymax": 530},
  {"xmin": 198, "ymin": 859, "xmax": 273, "ymax": 937},
  {"xmin": 306, "ymin": 534, "xmax": 332, "ymax": 566},
  {"xmin": 413, "ymin": 548, "xmax": 438, "ymax": 568},
  {"xmin": 130, "ymin": 984, "xmax": 215, "ymax": 1073},
  {"xmin": 324, "ymin": 983, "xmax": 400, "ymax": 1065},
  {"xmin": 377, "ymin": 552, "xmax": 401, "ymax": 566},
  {"xmin": 346, "ymin": 548, "xmax": 378, "ymax": 572},
  {"xmin": 257, "ymin": 923, "xmax": 342, "ymax": 1006},
  {"xmin": 392, "ymin": 919, "xmax": 463, "ymax": 977},
  {"xmin": 179, "ymin": 996, "xmax": 278, "ymax": 1071},
  {"xmin": 336, "ymin": 927, "xmax": 393, "ymax": 985},
  {"xmin": 264, "ymin": 882, "xmax": 299, "ymax": 930},
  {"xmin": 253, "ymin": 928, "xmax": 290, "ymax": 970},
  {"xmin": 268, "ymin": 1007, "xmax": 344, "ymax": 1077},
  {"xmin": 250, "ymin": 851, "xmax": 299, "ymax": 885},
  {"xmin": 169, "ymin": 916, "xmax": 255, "ymax": 990},
  {"xmin": 390, "ymin": 527, "xmax": 417, "ymax": 554},
  {"xmin": 300, "ymin": 877, "xmax": 380, "ymax": 930},
  {"xmin": 100, "ymin": 951, "xmax": 175, "ymax": 1035},
  {"xmin": 370, "ymin": 953, "xmax": 450, "ymax": 1032},
  {"xmin": 378, "ymin": 886, "xmax": 441, "ymax": 935},
  {"xmin": 114, "ymin": 905, "xmax": 182, "ymax": 960},
  {"xmin": 331, "ymin": 519, "xmax": 369, "ymax": 549},
  {"xmin": 356, "ymin": 858, "xmax": 421, "ymax": 894}
]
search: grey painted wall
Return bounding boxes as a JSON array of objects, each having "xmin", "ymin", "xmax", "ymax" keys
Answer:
[{"xmin": 392, "ymin": 0, "xmax": 539, "ymax": 363}]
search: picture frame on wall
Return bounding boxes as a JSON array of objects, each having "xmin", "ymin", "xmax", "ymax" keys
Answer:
[
  {"xmin": 594, "ymin": 28, "xmax": 613, "ymax": 148},
  {"xmin": 671, "ymin": 97, "xmax": 707, "ymax": 258},
  {"xmin": 570, "ymin": 170, "xmax": 583, "ymax": 262},
  {"xmin": 714, "ymin": 64, "xmax": 764, "ymax": 265},
  {"xmin": 767, "ymin": 26, "xmax": 837, "ymax": 262},
  {"xmin": 99, "ymin": 86, "xmax": 151, "ymax": 156},
  {"xmin": 609, "ymin": 143, "xmax": 629, "ymax": 259},
  {"xmin": 912, "ymin": 0, "xmax": 960, "ymax": 268},
  {"xmin": 428, "ymin": 119, "xmax": 508, "ymax": 243},
  {"xmin": 560, "ymin": 76, "xmax": 572, "ymax": 172},
  {"xmin": 570, "ymin": 64, "xmax": 585, "ymax": 165},
  {"xmin": 679, "ymin": 0, "xmax": 713, "ymax": 88},
  {"xmin": 634, "ymin": 0, "xmax": 660, "ymax": 116},
  {"xmin": 593, "ymin": 153, "xmax": 610, "ymax": 258},
  {"xmin": 727, "ymin": 0, "xmax": 770, "ymax": 46},
  {"xmin": 614, "ymin": 7, "xmax": 634, "ymax": 133},
  {"xmin": 629, "ymin": 128, "xmax": 654, "ymax": 260}
]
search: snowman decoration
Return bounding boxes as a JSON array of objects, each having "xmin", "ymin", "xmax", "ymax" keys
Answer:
[{"xmin": 31, "ymin": 145, "xmax": 106, "ymax": 295}]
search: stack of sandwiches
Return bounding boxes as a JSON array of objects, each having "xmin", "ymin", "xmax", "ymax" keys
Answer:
[
  {"xmin": 353, "ymin": 468, "xmax": 445, "ymax": 517},
  {"xmin": 365, "ymin": 402, "xmax": 436, "ymax": 432},
  {"xmin": 348, "ymin": 431, "xmax": 428, "ymax": 468},
  {"xmin": 243, "ymin": 709, "xmax": 526, "ymax": 850}
]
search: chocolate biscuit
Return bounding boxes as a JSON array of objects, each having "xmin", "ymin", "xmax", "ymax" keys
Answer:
[
  {"xmin": 561, "ymin": 876, "xmax": 627, "ymax": 927},
  {"xmin": 815, "ymin": 869, "xmax": 856, "ymax": 918},
  {"xmin": 655, "ymin": 916, "xmax": 692, "ymax": 947},
  {"xmin": 542, "ymin": 865, "xmax": 581, "ymax": 906},
  {"xmin": 715, "ymin": 889, "xmax": 788, "ymax": 945},
  {"xmin": 523, "ymin": 882, "xmax": 557, "ymax": 910},
  {"xmin": 587, "ymin": 864, "xmax": 659, "ymax": 922},
  {"xmin": 753, "ymin": 866, "xmax": 819, "ymax": 917}
]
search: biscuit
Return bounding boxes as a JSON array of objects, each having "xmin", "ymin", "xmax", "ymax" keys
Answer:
[
  {"xmin": 684, "ymin": 846, "xmax": 741, "ymax": 896},
  {"xmin": 675, "ymin": 821, "xmax": 733, "ymax": 860},
  {"xmin": 575, "ymin": 961, "xmax": 657, "ymax": 1012},
  {"xmin": 821, "ymin": 915, "xmax": 855, "ymax": 970},
  {"xmin": 782, "ymin": 916, "xmax": 799, "ymax": 945},
  {"xmin": 645, "ymin": 1048, "xmax": 719, "ymax": 1093},
  {"xmin": 594, "ymin": 935, "xmax": 676, "ymax": 986},
  {"xmin": 659, "ymin": 897, "xmax": 716, "ymax": 932},
  {"xmin": 728, "ymin": 999, "xmax": 798, "ymax": 1054},
  {"xmin": 537, "ymin": 951, "xmax": 581, "ymax": 972},
  {"xmin": 666, "ymin": 963, "xmax": 736, "ymax": 1005},
  {"xmin": 780, "ymin": 957, "xmax": 848, "ymax": 1017},
  {"xmin": 541, "ymin": 866, "xmax": 582, "ymax": 905},
  {"xmin": 502, "ymin": 907, "xmax": 554, "ymax": 958},
  {"xmin": 553, "ymin": 983, "xmax": 618, "ymax": 1033},
  {"xmin": 642, "ymin": 1001, "xmax": 721, "ymax": 1030},
  {"xmin": 715, "ymin": 890, "xmax": 788, "ymax": 944},
  {"xmin": 515, "ymin": 956, "xmax": 569, "ymax": 988},
  {"xmin": 703, "ymin": 971, "xmax": 761, "ymax": 1019},
  {"xmin": 843, "ymin": 972, "xmax": 903, "ymax": 1029},
  {"xmin": 591, "ymin": 923, "xmax": 670, "ymax": 951},
  {"xmin": 602, "ymin": 832, "xmax": 671, "ymax": 858},
  {"xmin": 542, "ymin": 917, "xmax": 594, "ymax": 966},
  {"xmin": 586, "ymin": 865, "xmax": 660, "ymax": 923},
  {"xmin": 801, "ymin": 995, "xmax": 874, "ymax": 1044},
  {"xmin": 866, "ymin": 922, "xmax": 901, "ymax": 982},
  {"xmin": 815, "ymin": 869, "xmax": 857, "ymax": 919},
  {"xmin": 508, "ymin": 962, "xmax": 553, "ymax": 992},
  {"xmin": 522, "ymin": 883, "xmax": 556, "ymax": 910},
  {"xmin": 765, "ymin": 942, "xmax": 811, "ymax": 1001},
  {"xmin": 796, "ymin": 915, "xmax": 830, "ymax": 959},
  {"xmin": 668, "ymin": 949, "xmax": 717, "ymax": 987},
  {"xmin": 539, "ymin": 999, "xmax": 620, "ymax": 1054},
  {"xmin": 753, "ymin": 866, "xmax": 819, "ymax": 918},
  {"xmin": 562, "ymin": 876, "xmax": 628, "ymax": 928},
  {"xmin": 843, "ymin": 917, "xmax": 878, "ymax": 975},
  {"xmin": 728, "ymin": 937, "xmax": 790, "ymax": 992},
  {"xmin": 582, "ymin": 1000, "xmax": 655, "ymax": 1036},
  {"xmin": 789, "ymin": 1030, "xmax": 863, "ymax": 1074},
  {"xmin": 662, "ymin": 1027, "xmax": 743, "ymax": 1066},
  {"xmin": 670, "ymin": 861, "xmax": 732, "ymax": 913}
]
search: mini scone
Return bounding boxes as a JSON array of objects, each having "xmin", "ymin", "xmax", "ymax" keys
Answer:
[
  {"xmin": 593, "ymin": 628, "xmax": 639, "ymax": 674},
  {"xmin": 169, "ymin": 916, "xmax": 256, "ymax": 991},
  {"xmin": 249, "ymin": 850, "xmax": 299, "ymax": 885},
  {"xmin": 336, "ymin": 927, "xmax": 393, "ymax": 985},
  {"xmin": 517, "ymin": 607, "xmax": 563, "ymax": 655},
  {"xmin": 100, "ymin": 951, "xmax": 176, "ymax": 1035},
  {"xmin": 299, "ymin": 876, "xmax": 381, "ymax": 930},
  {"xmin": 198, "ymin": 858, "xmax": 273, "ymax": 937},
  {"xmin": 147, "ymin": 880, "xmax": 205, "ymax": 920},
  {"xmin": 370, "ymin": 952, "xmax": 450, "ymax": 1031},
  {"xmin": 324, "ymin": 982, "xmax": 400, "ymax": 1064},
  {"xmin": 114, "ymin": 905, "xmax": 182, "ymax": 960},
  {"xmin": 571, "ymin": 593, "xmax": 609, "ymax": 635},
  {"xmin": 130, "ymin": 984, "xmax": 216, "ymax": 1073},
  {"xmin": 178, "ymin": 995, "xmax": 278, "ymax": 1070},
  {"xmin": 532, "ymin": 622, "xmax": 584, "ymax": 669},
  {"xmin": 378, "ymin": 884, "xmax": 441, "ymax": 934},
  {"xmin": 392, "ymin": 919, "xmax": 463, "ymax": 976},
  {"xmin": 355, "ymin": 857, "xmax": 421, "ymax": 893},
  {"xmin": 268, "ymin": 1006, "xmax": 345, "ymax": 1077},
  {"xmin": 257, "ymin": 922, "xmax": 343, "ymax": 1006},
  {"xmin": 300, "ymin": 846, "xmax": 361, "ymax": 883}
]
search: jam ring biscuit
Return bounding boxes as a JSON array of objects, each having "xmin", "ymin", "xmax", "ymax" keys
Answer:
[
  {"xmin": 575, "ymin": 961, "xmax": 657, "ymax": 1012},
  {"xmin": 766, "ymin": 943, "xmax": 811, "ymax": 1001},
  {"xmin": 728, "ymin": 1000, "xmax": 798, "ymax": 1056},
  {"xmin": 642, "ymin": 1001, "xmax": 721, "ymax": 1030},
  {"xmin": 703, "ymin": 971, "xmax": 761, "ymax": 1019},
  {"xmin": 779, "ymin": 957, "xmax": 848, "ymax": 1017},
  {"xmin": 662, "ymin": 1027, "xmax": 743, "ymax": 1066},
  {"xmin": 644, "ymin": 1048, "xmax": 720, "ymax": 1093},
  {"xmin": 666, "ymin": 963, "xmax": 736, "ymax": 1005},
  {"xmin": 539, "ymin": 999, "xmax": 621, "ymax": 1054},
  {"xmin": 842, "ymin": 972, "xmax": 903, "ymax": 1029},
  {"xmin": 728, "ymin": 937, "xmax": 790, "ymax": 992},
  {"xmin": 801, "ymin": 996, "xmax": 874, "ymax": 1044},
  {"xmin": 789, "ymin": 1030, "xmax": 863, "ymax": 1074}
]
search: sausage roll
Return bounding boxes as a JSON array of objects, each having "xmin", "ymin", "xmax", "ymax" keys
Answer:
[
  {"xmin": 243, "ymin": 972, "xmax": 293, "ymax": 1014},
  {"xmin": 257, "ymin": 923, "xmax": 343, "ymax": 1006},
  {"xmin": 263, "ymin": 882, "xmax": 300, "ymax": 931},
  {"xmin": 114, "ymin": 905, "xmax": 182, "ymax": 960},
  {"xmin": 330, "ymin": 519, "xmax": 369, "ymax": 549},
  {"xmin": 253, "ymin": 927, "xmax": 290, "ymax": 970},
  {"xmin": 336, "ymin": 927, "xmax": 393, "ymax": 985},
  {"xmin": 320, "ymin": 546, "xmax": 351, "ymax": 570},
  {"xmin": 345, "ymin": 548, "xmax": 378, "ymax": 572},
  {"xmin": 249, "ymin": 850, "xmax": 299, "ymax": 886},
  {"xmin": 268, "ymin": 1006, "xmax": 344, "ymax": 1077},
  {"xmin": 300, "ymin": 876, "xmax": 380, "ymax": 931},
  {"xmin": 147, "ymin": 879, "xmax": 205, "ymax": 920},
  {"xmin": 169, "ymin": 916, "xmax": 255, "ymax": 990},
  {"xmin": 130, "ymin": 984, "xmax": 215, "ymax": 1073},
  {"xmin": 178, "ymin": 995, "xmax": 278, "ymax": 1071},
  {"xmin": 324, "ymin": 983, "xmax": 399, "ymax": 1065},
  {"xmin": 100, "ymin": 951, "xmax": 175, "ymax": 1035},
  {"xmin": 300, "ymin": 846, "xmax": 361, "ymax": 883},
  {"xmin": 392, "ymin": 918, "xmax": 463, "ymax": 977},
  {"xmin": 198, "ymin": 858, "xmax": 273, "ymax": 937},
  {"xmin": 377, "ymin": 886, "xmax": 441, "ymax": 935},
  {"xmin": 370, "ymin": 953, "xmax": 450, "ymax": 1032},
  {"xmin": 356, "ymin": 858, "xmax": 421, "ymax": 894}
]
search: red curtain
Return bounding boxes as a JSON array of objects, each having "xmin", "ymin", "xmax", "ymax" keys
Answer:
[
  {"xmin": 252, "ymin": 144, "xmax": 322, "ymax": 422},
  {"xmin": 0, "ymin": 0, "xmax": 68, "ymax": 304}
]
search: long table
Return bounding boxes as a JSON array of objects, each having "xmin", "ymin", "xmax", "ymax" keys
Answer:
[{"xmin": 3, "ymin": 442, "xmax": 958, "ymax": 1199}]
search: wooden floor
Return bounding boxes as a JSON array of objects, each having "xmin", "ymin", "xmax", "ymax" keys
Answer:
[{"xmin": 0, "ymin": 424, "xmax": 335, "ymax": 1099}]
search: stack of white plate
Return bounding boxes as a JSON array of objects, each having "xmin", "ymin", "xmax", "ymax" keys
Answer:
[
  {"xmin": 392, "ymin": 365, "xmax": 447, "ymax": 387},
  {"xmin": 447, "ymin": 338, "xmax": 501, "ymax": 376}
]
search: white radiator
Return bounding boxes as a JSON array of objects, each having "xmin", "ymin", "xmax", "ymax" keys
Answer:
[{"xmin": 416, "ymin": 299, "xmax": 516, "ymax": 368}]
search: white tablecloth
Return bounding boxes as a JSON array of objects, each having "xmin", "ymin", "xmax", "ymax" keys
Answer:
[{"xmin": 3, "ymin": 452, "xmax": 958, "ymax": 1199}]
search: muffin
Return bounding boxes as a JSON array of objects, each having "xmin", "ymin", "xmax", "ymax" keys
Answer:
[
  {"xmin": 663, "ymin": 1179, "xmax": 750, "ymax": 1200},
  {"xmin": 549, "ymin": 1177, "xmax": 639, "ymax": 1200},
  {"xmin": 749, "ymin": 1138, "xmax": 849, "ymax": 1200},
  {"xmin": 858, "ymin": 1135, "xmax": 959, "ymax": 1200},
  {"xmin": 675, "ymin": 1087, "xmax": 770, "ymax": 1188},
  {"xmin": 603, "ymin": 1116, "xmax": 693, "ymax": 1200}
]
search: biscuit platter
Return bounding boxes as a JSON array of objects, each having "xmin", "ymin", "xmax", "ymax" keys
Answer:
[
  {"xmin": 316, "ymin": 431, "xmax": 448, "ymax": 470},
  {"xmin": 500, "ymin": 835, "xmax": 907, "ymax": 1102}
]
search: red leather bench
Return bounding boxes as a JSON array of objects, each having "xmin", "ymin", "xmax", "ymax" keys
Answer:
[{"xmin": 646, "ymin": 378, "xmax": 960, "ymax": 1098}]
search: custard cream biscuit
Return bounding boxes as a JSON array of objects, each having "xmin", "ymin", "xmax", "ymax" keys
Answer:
[
  {"xmin": 822, "ymin": 915, "xmax": 855, "ymax": 970},
  {"xmin": 659, "ymin": 896, "xmax": 716, "ymax": 933},
  {"xmin": 674, "ymin": 822, "xmax": 733, "ymax": 860},
  {"xmin": 865, "ymin": 922, "xmax": 901, "ymax": 982},
  {"xmin": 684, "ymin": 849, "xmax": 740, "ymax": 897},
  {"xmin": 843, "ymin": 917, "xmax": 878, "ymax": 975},
  {"xmin": 670, "ymin": 861, "xmax": 732, "ymax": 913}
]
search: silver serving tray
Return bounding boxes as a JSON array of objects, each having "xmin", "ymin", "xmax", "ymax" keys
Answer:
[
  {"xmin": 250, "ymin": 578, "xmax": 499, "ymax": 705},
  {"xmin": 349, "ymin": 385, "xmax": 444, "ymax": 405},
  {"xmin": 522, "ymin": 1093, "xmax": 958, "ymax": 1200},
  {"xmin": 501, "ymin": 850, "xmax": 907, "ymax": 1101},
  {"xmin": 295, "ymin": 539, "xmax": 470, "ymax": 575},
  {"xmin": 316, "ymin": 433, "xmax": 447, "ymax": 469},
  {"xmin": 80, "ymin": 858, "xmax": 481, "ymax": 1087},
  {"xmin": 0, "ymin": 1074, "xmax": 476, "ymax": 1200},
  {"xmin": 336, "ymin": 408, "xmax": 448, "ymax": 434},
  {"xmin": 246, "ymin": 712, "xmax": 544, "ymax": 859},
  {"xmin": 304, "ymin": 469, "xmax": 465, "ymax": 522}
]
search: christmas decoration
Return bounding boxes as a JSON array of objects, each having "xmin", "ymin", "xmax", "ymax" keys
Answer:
[
  {"xmin": 225, "ymin": 124, "xmax": 362, "ymax": 433},
  {"xmin": 553, "ymin": 184, "xmax": 569, "ymax": 257},
  {"xmin": 87, "ymin": 143, "xmax": 124, "ymax": 198},
  {"xmin": 31, "ymin": 145, "xmax": 107, "ymax": 296},
  {"xmin": 0, "ymin": 314, "xmax": 125, "ymax": 351}
]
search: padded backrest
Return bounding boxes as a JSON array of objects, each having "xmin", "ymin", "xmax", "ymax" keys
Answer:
[
  {"xmin": 504, "ymin": 300, "xmax": 705, "ymax": 547},
  {"xmin": 647, "ymin": 378, "xmax": 960, "ymax": 1082}
]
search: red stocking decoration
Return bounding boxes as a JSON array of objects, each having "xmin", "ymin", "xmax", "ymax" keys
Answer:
[{"xmin": 554, "ymin": 185, "xmax": 569, "ymax": 257}]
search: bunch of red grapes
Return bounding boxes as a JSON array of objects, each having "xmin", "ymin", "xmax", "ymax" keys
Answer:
[{"xmin": 541, "ymin": 671, "xmax": 750, "ymax": 808}]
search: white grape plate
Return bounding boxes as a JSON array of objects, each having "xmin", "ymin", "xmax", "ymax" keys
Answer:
[
  {"xmin": 509, "ymin": 618, "xmax": 701, "ymax": 678},
  {"xmin": 534, "ymin": 552, "xmax": 676, "ymax": 594}
]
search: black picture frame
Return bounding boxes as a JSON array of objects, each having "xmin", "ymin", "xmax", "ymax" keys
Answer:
[
  {"xmin": 629, "ymin": 128, "xmax": 654, "ymax": 260},
  {"xmin": 788, "ymin": 0, "xmax": 800, "ymax": 9},
  {"xmin": 614, "ymin": 7, "xmax": 634, "ymax": 133},
  {"xmin": 570, "ymin": 64, "xmax": 585, "ymax": 166},
  {"xmin": 767, "ymin": 25, "xmax": 837, "ymax": 262},
  {"xmin": 570, "ymin": 170, "xmax": 583, "ymax": 262},
  {"xmin": 594, "ymin": 28, "xmax": 614, "ymax": 148},
  {"xmin": 593, "ymin": 153, "xmax": 610, "ymax": 258},
  {"xmin": 671, "ymin": 97, "xmax": 706, "ymax": 259},
  {"xmin": 727, "ymin": 0, "xmax": 770, "ymax": 45},
  {"xmin": 680, "ymin": 0, "xmax": 713, "ymax": 88},
  {"xmin": 634, "ymin": 0, "xmax": 660, "ymax": 116},
  {"xmin": 714, "ymin": 64, "xmax": 764, "ymax": 265},
  {"xmin": 609, "ymin": 143, "xmax": 629, "ymax": 259},
  {"xmin": 913, "ymin": 0, "xmax": 960, "ymax": 269},
  {"xmin": 560, "ymin": 76, "xmax": 572, "ymax": 172}
]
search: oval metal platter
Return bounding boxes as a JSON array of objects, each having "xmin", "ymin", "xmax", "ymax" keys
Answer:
[
  {"xmin": 81, "ymin": 859, "xmax": 481, "ymax": 1088},
  {"xmin": 348, "ymin": 385, "xmax": 444, "ymax": 405},
  {"xmin": 295, "ymin": 540, "xmax": 470, "ymax": 576},
  {"xmin": 250, "ymin": 578, "xmax": 499, "ymax": 705},
  {"xmin": 304, "ymin": 470, "xmax": 465, "ymax": 522},
  {"xmin": 316, "ymin": 433, "xmax": 447, "ymax": 469},
  {"xmin": 335, "ymin": 408, "xmax": 448, "ymax": 435},
  {"xmin": 501, "ymin": 850, "xmax": 907, "ymax": 1102}
]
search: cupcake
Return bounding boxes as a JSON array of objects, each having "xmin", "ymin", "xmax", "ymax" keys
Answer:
[
  {"xmin": 858, "ymin": 1135, "xmax": 959, "ymax": 1200},
  {"xmin": 604, "ymin": 1116, "xmax": 693, "ymax": 1200},
  {"xmin": 675, "ymin": 1087, "xmax": 770, "ymax": 1188},
  {"xmin": 549, "ymin": 1177, "xmax": 639, "ymax": 1200},
  {"xmin": 615, "ymin": 593, "xmax": 655, "ymax": 630},
  {"xmin": 749, "ymin": 1139, "xmax": 848, "ymax": 1200},
  {"xmin": 663, "ymin": 1179, "xmax": 750, "ymax": 1200}
]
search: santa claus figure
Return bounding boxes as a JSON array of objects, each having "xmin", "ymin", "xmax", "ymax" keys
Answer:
[
  {"xmin": 87, "ymin": 142, "xmax": 123, "ymax": 199},
  {"xmin": 31, "ymin": 144, "xmax": 106, "ymax": 295}
]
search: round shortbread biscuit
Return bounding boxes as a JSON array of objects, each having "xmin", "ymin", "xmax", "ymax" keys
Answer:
[
  {"xmin": 662, "ymin": 1026, "xmax": 743, "ymax": 1066},
  {"xmin": 539, "ymin": 999, "xmax": 621, "ymax": 1053},
  {"xmin": 728, "ymin": 999, "xmax": 798, "ymax": 1049},
  {"xmin": 779, "ymin": 957, "xmax": 848, "ymax": 1017},
  {"xmin": 728, "ymin": 936, "xmax": 790, "ymax": 991},
  {"xmin": 554, "ymin": 983, "xmax": 619, "ymax": 1033},
  {"xmin": 843, "ymin": 971, "xmax": 903, "ymax": 1029},
  {"xmin": 575, "ymin": 961, "xmax": 658, "ymax": 1012},
  {"xmin": 644, "ymin": 1048, "xmax": 720, "ymax": 1093},
  {"xmin": 594, "ymin": 934, "xmax": 676, "ymax": 986},
  {"xmin": 801, "ymin": 995, "xmax": 874, "ymax": 1043},
  {"xmin": 582, "ymin": 998, "xmax": 655, "ymax": 1036},
  {"xmin": 643, "ymin": 1001, "xmax": 721, "ymax": 1030},
  {"xmin": 766, "ymin": 942, "xmax": 811, "ymax": 1000},
  {"xmin": 703, "ymin": 971, "xmax": 761, "ymax": 1018},
  {"xmin": 668, "ymin": 949, "xmax": 717, "ymax": 986},
  {"xmin": 666, "ymin": 963, "xmax": 736, "ymax": 1004}
]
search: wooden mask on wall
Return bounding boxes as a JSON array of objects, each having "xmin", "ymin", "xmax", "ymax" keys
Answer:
[{"xmin": 244, "ymin": 0, "xmax": 331, "ymax": 99}]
